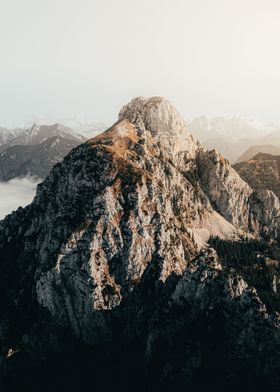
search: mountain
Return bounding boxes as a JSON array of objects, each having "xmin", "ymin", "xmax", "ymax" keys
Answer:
[
  {"xmin": 24, "ymin": 119, "xmax": 107, "ymax": 138},
  {"xmin": 188, "ymin": 117, "xmax": 280, "ymax": 163},
  {"xmin": 0, "ymin": 123, "xmax": 85, "ymax": 153},
  {"xmin": 1, "ymin": 97, "xmax": 280, "ymax": 391},
  {"xmin": 188, "ymin": 115, "xmax": 275, "ymax": 142},
  {"xmin": 0, "ymin": 136, "xmax": 80, "ymax": 181},
  {"xmin": 234, "ymin": 152, "xmax": 280, "ymax": 199},
  {"xmin": 0, "ymin": 123, "xmax": 86, "ymax": 182},
  {"xmin": 235, "ymin": 144, "xmax": 280, "ymax": 163},
  {"xmin": 202, "ymin": 136, "xmax": 253, "ymax": 163},
  {"xmin": 0, "ymin": 127, "xmax": 25, "ymax": 145}
]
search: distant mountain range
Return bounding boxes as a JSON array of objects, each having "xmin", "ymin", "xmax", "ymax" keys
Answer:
[
  {"xmin": 202, "ymin": 137, "xmax": 253, "ymax": 163},
  {"xmin": 235, "ymin": 144, "xmax": 280, "ymax": 163},
  {"xmin": 18, "ymin": 119, "xmax": 107, "ymax": 138},
  {"xmin": 188, "ymin": 116, "xmax": 280, "ymax": 163},
  {"xmin": 234, "ymin": 133, "xmax": 280, "ymax": 163},
  {"xmin": 0, "ymin": 136, "xmax": 80, "ymax": 181},
  {"xmin": 0, "ymin": 127, "xmax": 25, "ymax": 145},
  {"xmin": 2, "ymin": 117, "xmax": 280, "ymax": 181},
  {"xmin": 0, "ymin": 124, "xmax": 86, "ymax": 181},
  {"xmin": 0, "ymin": 123, "xmax": 85, "ymax": 152},
  {"xmin": 188, "ymin": 115, "xmax": 277, "ymax": 142}
]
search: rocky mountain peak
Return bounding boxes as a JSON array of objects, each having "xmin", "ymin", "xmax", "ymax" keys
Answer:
[
  {"xmin": 118, "ymin": 96, "xmax": 199, "ymax": 157},
  {"xmin": 118, "ymin": 96, "xmax": 185, "ymax": 135},
  {"xmin": 1, "ymin": 97, "xmax": 280, "ymax": 390}
]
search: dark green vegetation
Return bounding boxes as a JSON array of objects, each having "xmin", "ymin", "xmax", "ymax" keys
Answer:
[{"xmin": 209, "ymin": 236, "xmax": 280, "ymax": 312}]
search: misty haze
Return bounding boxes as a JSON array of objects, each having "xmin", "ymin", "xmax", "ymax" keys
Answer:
[{"xmin": 0, "ymin": 177, "xmax": 39, "ymax": 219}]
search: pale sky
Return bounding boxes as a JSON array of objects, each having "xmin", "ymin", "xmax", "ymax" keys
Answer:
[{"xmin": 1, "ymin": 0, "xmax": 280, "ymax": 128}]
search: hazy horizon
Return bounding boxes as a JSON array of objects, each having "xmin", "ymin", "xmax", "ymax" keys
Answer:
[
  {"xmin": 3, "ymin": 113, "xmax": 280, "ymax": 134},
  {"xmin": 1, "ymin": 0, "xmax": 280, "ymax": 129}
]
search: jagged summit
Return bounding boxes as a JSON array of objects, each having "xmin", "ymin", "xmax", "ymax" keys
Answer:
[
  {"xmin": 118, "ymin": 96, "xmax": 186, "ymax": 136},
  {"xmin": 117, "ymin": 96, "xmax": 198, "ymax": 157},
  {"xmin": 88, "ymin": 96, "xmax": 200, "ymax": 162}
]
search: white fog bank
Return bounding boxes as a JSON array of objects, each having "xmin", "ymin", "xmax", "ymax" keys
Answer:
[{"xmin": 0, "ymin": 177, "xmax": 41, "ymax": 220}]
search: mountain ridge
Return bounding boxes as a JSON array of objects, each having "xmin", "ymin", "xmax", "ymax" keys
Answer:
[
  {"xmin": 235, "ymin": 144, "xmax": 280, "ymax": 163},
  {"xmin": 0, "ymin": 123, "xmax": 85, "ymax": 152},
  {"xmin": 234, "ymin": 152, "xmax": 280, "ymax": 199},
  {"xmin": 1, "ymin": 97, "xmax": 280, "ymax": 390},
  {"xmin": 188, "ymin": 115, "xmax": 277, "ymax": 142},
  {"xmin": 0, "ymin": 135, "xmax": 81, "ymax": 181}
]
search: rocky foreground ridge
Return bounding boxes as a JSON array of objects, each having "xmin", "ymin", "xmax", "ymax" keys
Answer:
[{"xmin": 0, "ymin": 97, "xmax": 280, "ymax": 391}]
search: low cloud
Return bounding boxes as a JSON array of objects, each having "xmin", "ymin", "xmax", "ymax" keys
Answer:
[{"xmin": 0, "ymin": 177, "xmax": 41, "ymax": 220}]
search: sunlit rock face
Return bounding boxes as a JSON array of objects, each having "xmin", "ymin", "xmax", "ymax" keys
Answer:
[
  {"xmin": 1, "ymin": 97, "xmax": 280, "ymax": 390},
  {"xmin": 118, "ymin": 96, "xmax": 200, "ymax": 157}
]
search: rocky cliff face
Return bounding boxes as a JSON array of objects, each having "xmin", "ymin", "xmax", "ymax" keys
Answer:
[
  {"xmin": 1, "ymin": 97, "xmax": 280, "ymax": 391},
  {"xmin": 198, "ymin": 149, "xmax": 280, "ymax": 235}
]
